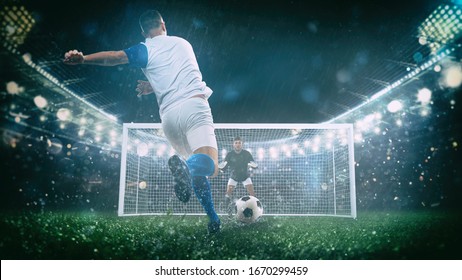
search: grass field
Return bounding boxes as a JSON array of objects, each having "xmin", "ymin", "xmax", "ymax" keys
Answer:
[{"xmin": 0, "ymin": 210, "xmax": 461, "ymax": 260}]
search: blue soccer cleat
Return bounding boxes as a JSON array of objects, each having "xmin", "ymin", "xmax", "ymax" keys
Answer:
[
  {"xmin": 168, "ymin": 155, "xmax": 192, "ymax": 203},
  {"xmin": 208, "ymin": 219, "xmax": 221, "ymax": 234}
]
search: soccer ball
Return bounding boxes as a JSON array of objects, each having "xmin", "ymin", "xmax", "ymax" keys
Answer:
[
  {"xmin": 235, "ymin": 195, "xmax": 263, "ymax": 223},
  {"xmin": 139, "ymin": 181, "xmax": 147, "ymax": 189}
]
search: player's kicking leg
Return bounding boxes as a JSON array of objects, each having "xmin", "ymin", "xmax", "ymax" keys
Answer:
[{"xmin": 188, "ymin": 146, "xmax": 220, "ymax": 233}]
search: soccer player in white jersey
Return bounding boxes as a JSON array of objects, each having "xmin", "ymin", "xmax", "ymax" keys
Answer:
[
  {"xmin": 218, "ymin": 136, "xmax": 258, "ymax": 214},
  {"xmin": 63, "ymin": 10, "xmax": 221, "ymax": 233}
]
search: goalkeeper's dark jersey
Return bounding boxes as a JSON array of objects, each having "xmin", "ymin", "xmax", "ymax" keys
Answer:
[{"xmin": 223, "ymin": 150, "xmax": 255, "ymax": 182}]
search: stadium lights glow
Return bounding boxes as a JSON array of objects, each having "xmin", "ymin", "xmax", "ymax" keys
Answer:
[
  {"xmin": 269, "ymin": 147, "xmax": 278, "ymax": 159},
  {"xmin": 95, "ymin": 124, "xmax": 103, "ymax": 131},
  {"xmin": 33, "ymin": 95, "xmax": 48, "ymax": 109},
  {"xmin": 355, "ymin": 113, "xmax": 379, "ymax": 132},
  {"xmin": 442, "ymin": 64, "xmax": 462, "ymax": 88},
  {"xmin": 418, "ymin": 4, "xmax": 462, "ymax": 54},
  {"xmin": 325, "ymin": 47, "xmax": 456, "ymax": 124},
  {"xmin": 6, "ymin": 81, "xmax": 23, "ymax": 95},
  {"xmin": 257, "ymin": 148, "xmax": 265, "ymax": 160},
  {"xmin": 57, "ymin": 108, "xmax": 72, "ymax": 121},
  {"xmin": 312, "ymin": 144, "xmax": 320, "ymax": 152},
  {"xmin": 136, "ymin": 143, "xmax": 149, "ymax": 157},
  {"xmin": 2, "ymin": 7, "xmax": 122, "ymax": 151},
  {"xmin": 18, "ymin": 50, "xmax": 118, "ymax": 123},
  {"xmin": 325, "ymin": 141, "xmax": 333, "ymax": 150},
  {"xmin": 417, "ymin": 88, "xmax": 432, "ymax": 104},
  {"xmin": 420, "ymin": 107, "xmax": 430, "ymax": 117},
  {"xmin": 156, "ymin": 143, "xmax": 167, "ymax": 157},
  {"xmin": 168, "ymin": 148, "xmax": 175, "ymax": 157},
  {"xmin": 387, "ymin": 100, "xmax": 403, "ymax": 113},
  {"xmin": 354, "ymin": 132, "xmax": 363, "ymax": 143},
  {"xmin": 0, "ymin": 5, "xmax": 35, "ymax": 48}
]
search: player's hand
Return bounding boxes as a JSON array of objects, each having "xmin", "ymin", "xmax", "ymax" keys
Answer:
[
  {"xmin": 63, "ymin": 50, "xmax": 84, "ymax": 65},
  {"xmin": 136, "ymin": 80, "xmax": 154, "ymax": 97},
  {"xmin": 248, "ymin": 161, "xmax": 258, "ymax": 169},
  {"xmin": 218, "ymin": 161, "xmax": 227, "ymax": 169}
]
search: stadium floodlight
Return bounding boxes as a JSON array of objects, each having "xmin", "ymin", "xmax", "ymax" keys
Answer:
[
  {"xmin": 417, "ymin": 88, "xmax": 432, "ymax": 104},
  {"xmin": 33, "ymin": 95, "xmax": 48, "ymax": 109},
  {"xmin": 442, "ymin": 64, "xmax": 462, "ymax": 88},
  {"xmin": 0, "ymin": 5, "xmax": 35, "ymax": 48},
  {"xmin": 387, "ymin": 100, "xmax": 403, "ymax": 113},
  {"xmin": 136, "ymin": 143, "xmax": 149, "ymax": 157},
  {"xmin": 118, "ymin": 123, "xmax": 356, "ymax": 218},
  {"xmin": 326, "ymin": 2, "xmax": 460, "ymax": 125},
  {"xmin": 418, "ymin": 3, "xmax": 462, "ymax": 54},
  {"xmin": 6, "ymin": 81, "xmax": 23, "ymax": 95},
  {"xmin": 56, "ymin": 108, "xmax": 72, "ymax": 121},
  {"xmin": 257, "ymin": 148, "xmax": 265, "ymax": 160},
  {"xmin": 95, "ymin": 124, "xmax": 103, "ymax": 132}
]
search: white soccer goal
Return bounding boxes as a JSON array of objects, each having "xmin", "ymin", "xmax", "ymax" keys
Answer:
[{"xmin": 118, "ymin": 123, "xmax": 356, "ymax": 218}]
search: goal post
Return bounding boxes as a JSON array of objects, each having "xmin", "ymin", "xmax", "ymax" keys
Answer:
[{"xmin": 118, "ymin": 123, "xmax": 356, "ymax": 218}]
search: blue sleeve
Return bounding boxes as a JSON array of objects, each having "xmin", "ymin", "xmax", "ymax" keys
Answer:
[{"xmin": 123, "ymin": 43, "xmax": 148, "ymax": 68}]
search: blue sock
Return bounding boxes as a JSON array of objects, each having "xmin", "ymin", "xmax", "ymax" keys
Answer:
[
  {"xmin": 186, "ymin": 154, "xmax": 215, "ymax": 177},
  {"xmin": 192, "ymin": 176, "xmax": 219, "ymax": 222}
]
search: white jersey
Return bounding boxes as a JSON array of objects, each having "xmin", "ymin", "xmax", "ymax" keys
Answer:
[{"xmin": 125, "ymin": 35, "xmax": 212, "ymax": 115}]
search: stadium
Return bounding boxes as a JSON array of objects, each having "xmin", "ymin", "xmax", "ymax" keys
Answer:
[{"xmin": 1, "ymin": 0, "xmax": 461, "ymax": 261}]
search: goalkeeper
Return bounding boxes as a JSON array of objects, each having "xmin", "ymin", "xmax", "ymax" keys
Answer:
[{"xmin": 219, "ymin": 136, "xmax": 258, "ymax": 211}]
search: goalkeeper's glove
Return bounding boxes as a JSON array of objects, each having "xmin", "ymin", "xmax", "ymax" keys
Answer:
[
  {"xmin": 218, "ymin": 161, "xmax": 228, "ymax": 169},
  {"xmin": 248, "ymin": 161, "xmax": 258, "ymax": 169}
]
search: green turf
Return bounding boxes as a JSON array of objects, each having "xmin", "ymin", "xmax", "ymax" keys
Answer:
[{"xmin": 0, "ymin": 210, "xmax": 460, "ymax": 259}]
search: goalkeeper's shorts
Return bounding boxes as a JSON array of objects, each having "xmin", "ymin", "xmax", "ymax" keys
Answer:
[
  {"xmin": 228, "ymin": 177, "xmax": 253, "ymax": 187},
  {"xmin": 161, "ymin": 97, "xmax": 218, "ymax": 158}
]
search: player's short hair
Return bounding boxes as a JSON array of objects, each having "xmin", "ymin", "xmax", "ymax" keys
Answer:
[
  {"xmin": 233, "ymin": 136, "xmax": 242, "ymax": 142},
  {"xmin": 139, "ymin": 10, "xmax": 163, "ymax": 33}
]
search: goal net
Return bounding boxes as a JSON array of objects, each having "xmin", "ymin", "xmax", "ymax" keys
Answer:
[{"xmin": 118, "ymin": 123, "xmax": 356, "ymax": 218}]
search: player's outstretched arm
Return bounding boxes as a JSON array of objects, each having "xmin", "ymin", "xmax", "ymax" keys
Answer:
[
  {"xmin": 136, "ymin": 80, "xmax": 154, "ymax": 97},
  {"xmin": 64, "ymin": 49, "xmax": 128, "ymax": 66}
]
